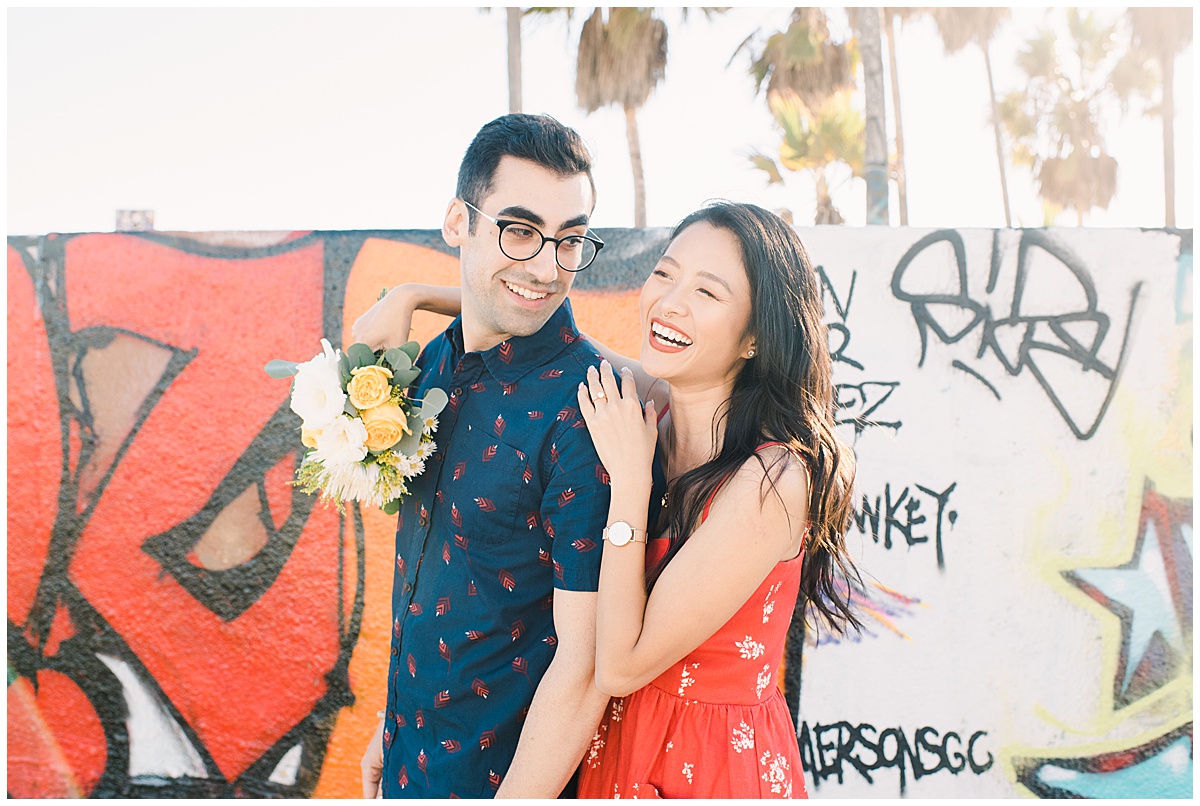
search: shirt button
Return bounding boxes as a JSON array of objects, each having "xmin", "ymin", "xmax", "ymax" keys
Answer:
[
  {"xmin": 390, "ymin": 646, "xmax": 398, "ymax": 656},
  {"xmin": 453, "ymin": 387, "xmax": 463, "ymax": 397},
  {"xmin": 418, "ymin": 517, "xmax": 428, "ymax": 526},
  {"xmin": 403, "ymin": 583, "xmax": 412, "ymax": 593}
]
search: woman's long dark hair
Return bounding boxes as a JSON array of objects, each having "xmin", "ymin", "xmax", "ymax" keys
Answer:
[{"xmin": 650, "ymin": 201, "xmax": 861, "ymax": 634}]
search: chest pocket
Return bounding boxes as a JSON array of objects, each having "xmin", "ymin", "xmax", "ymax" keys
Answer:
[{"xmin": 441, "ymin": 436, "xmax": 530, "ymax": 545}]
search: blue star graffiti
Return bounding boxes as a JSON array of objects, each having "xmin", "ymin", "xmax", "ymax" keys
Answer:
[
  {"xmin": 1014, "ymin": 480, "xmax": 1192, "ymax": 798},
  {"xmin": 1066, "ymin": 481, "xmax": 1192, "ymax": 709}
]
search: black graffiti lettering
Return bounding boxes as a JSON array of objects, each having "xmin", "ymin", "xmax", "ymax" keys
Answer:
[
  {"xmin": 851, "ymin": 722, "xmax": 881, "ymax": 772},
  {"xmin": 876, "ymin": 727, "xmax": 911, "ymax": 792},
  {"xmin": 815, "ymin": 722, "xmax": 838, "ymax": 773},
  {"xmin": 905, "ymin": 496, "xmax": 928, "ymax": 547},
  {"xmin": 968, "ymin": 730, "xmax": 995, "ymax": 773},
  {"xmin": 856, "ymin": 482, "xmax": 958, "ymax": 569},
  {"xmin": 800, "ymin": 721, "xmax": 992, "ymax": 795},
  {"xmin": 818, "ymin": 264, "xmax": 857, "ymax": 322},
  {"xmin": 915, "ymin": 727, "xmax": 946, "ymax": 775},
  {"xmin": 883, "ymin": 486, "xmax": 908, "ymax": 548},
  {"xmin": 943, "ymin": 731, "xmax": 967, "ymax": 773},
  {"xmin": 891, "ymin": 229, "xmax": 1141, "ymax": 440},
  {"xmin": 856, "ymin": 495, "xmax": 883, "ymax": 543},
  {"xmin": 835, "ymin": 381, "xmax": 901, "ymax": 435},
  {"xmin": 915, "ymin": 482, "xmax": 958, "ymax": 569},
  {"xmin": 827, "ymin": 322, "xmax": 864, "ymax": 370}
]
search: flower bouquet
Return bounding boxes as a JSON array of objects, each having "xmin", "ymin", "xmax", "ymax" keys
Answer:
[{"xmin": 265, "ymin": 339, "xmax": 447, "ymax": 514}]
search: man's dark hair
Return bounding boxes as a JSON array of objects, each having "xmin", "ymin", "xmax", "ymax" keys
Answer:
[{"xmin": 456, "ymin": 114, "xmax": 596, "ymax": 231}]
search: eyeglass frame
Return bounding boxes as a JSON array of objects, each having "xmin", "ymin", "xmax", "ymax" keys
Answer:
[{"xmin": 461, "ymin": 199, "xmax": 605, "ymax": 272}]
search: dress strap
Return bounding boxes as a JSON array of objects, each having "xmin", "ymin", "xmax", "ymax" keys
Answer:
[{"xmin": 656, "ymin": 401, "xmax": 670, "ymax": 424}]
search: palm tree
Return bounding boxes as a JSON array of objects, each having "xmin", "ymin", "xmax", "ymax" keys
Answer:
[
  {"xmin": 750, "ymin": 90, "xmax": 865, "ymax": 224},
  {"xmin": 928, "ymin": 7, "xmax": 1012, "ymax": 226},
  {"xmin": 735, "ymin": 7, "xmax": 857, "ymax": 109},
  {"xmin": 737, "ymin": 8, "xmax": 862, "ymax": 225},
  {"xmin": 882, "ymin": 7, "xmax": 923, "ymax": 225},
  {"xmin": 1127, "ymin": 7, "xmax": 1193, "ymax": 227},
  {"xmin": 574, "ymin": 8, "xmax": 668, "ymax": 227},
  {"xmin": 999, "ymin": 10, "xmax": 1141, "ymax": 225},
  {"xmin": 529, "ymin": 7, "xmax": 724, "ymax": 226},
  {"xmin": 849, "ymin": 7, "xmax": 888, "ymax": 224}
]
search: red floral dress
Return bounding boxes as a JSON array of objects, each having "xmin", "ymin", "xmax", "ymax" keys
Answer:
[{"xmin": 578, "ymin": 444, "xmax": 808, "ymax": 799}]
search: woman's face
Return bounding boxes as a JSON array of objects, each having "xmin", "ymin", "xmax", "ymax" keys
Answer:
[{"xmin": 639, "ymin": 221, "xmax": 755, "ymax": 388}]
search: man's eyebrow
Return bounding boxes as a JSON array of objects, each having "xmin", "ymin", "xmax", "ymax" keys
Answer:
[
  {"xmin": 495, "ymin": 206, "xmax": 590, "ymax": 232},
  {"xmin": 495, "ymin": 206, "xmax": 545, "ymax": 227}
]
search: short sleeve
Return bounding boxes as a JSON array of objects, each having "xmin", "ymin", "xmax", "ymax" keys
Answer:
[{"xmin": 541, "ymin": 413, "xmax": 611, "ymax": 591}]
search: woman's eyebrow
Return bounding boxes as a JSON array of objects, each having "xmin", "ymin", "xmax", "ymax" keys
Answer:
[{"xmin": 697, "ymin": 270, "xmax": 733, "ymax": 293}]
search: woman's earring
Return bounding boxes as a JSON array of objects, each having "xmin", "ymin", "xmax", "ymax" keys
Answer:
[{"xmin": 747, "ymin": 349, "xmax": 756, "ymax": 358}]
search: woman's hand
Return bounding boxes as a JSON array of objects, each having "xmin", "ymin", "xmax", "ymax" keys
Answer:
[
  {"xmin": 577, "ymin": 361, "xmax": 657, "ymax": 490},
  {"xmin": 352, "ymin": 285, "xmax": 418, "ymax": 351}
]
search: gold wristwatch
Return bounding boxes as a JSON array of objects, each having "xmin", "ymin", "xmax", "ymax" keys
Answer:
[{"xmin": 603, "ymin": 521, "xmax": 647, "ymax": 547}]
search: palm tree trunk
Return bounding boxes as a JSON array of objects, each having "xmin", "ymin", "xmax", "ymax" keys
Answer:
[
  {"xmin": 625, "ymin": 104, "xmax": 647, "ymax": 227},
  {"xmin": 1162, "ymin": 47, "xmax": 1175, "ymax": 228},
  {"xmin": 507, "ymin": 7, "xmax": 523, "ymax": 114},
  {"xmin": 859, "ymin": 8, "xmax": 889, "ymax": 225},
  {"xmin": 982, "ymin": 43, "xmax": 1012, "ymax": 227},
  {"xmin": 885, "ymin": 9, "xmax": 908, "ymax": 225}
]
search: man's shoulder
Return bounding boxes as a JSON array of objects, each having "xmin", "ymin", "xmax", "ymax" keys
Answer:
[{"xmin": 553, "ymin": 333, "xmax": 604, "ymax": 380}]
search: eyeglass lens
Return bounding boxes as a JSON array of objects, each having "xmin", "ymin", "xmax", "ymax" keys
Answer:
[{"xmin": 499, "ymin": 224, "xmax": 598, "ymax": 271}]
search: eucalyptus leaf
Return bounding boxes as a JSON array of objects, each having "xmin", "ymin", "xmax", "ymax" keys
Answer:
[
  {"xmin": 264, "ymin": 359, "xmax": 299, "ymax": 379},
  {"xmin": 346, "ymin": 342, "xmax": 376, "ymax": 370},
  {"xmin": 343, "ymin": 399, "xmax": 360, "ymax": 418},
  {"xmin": 393, "ymin": 368, "xmax": 421, "ymax": 389},
  {"xmin": 416, "ymin": 387, "xmax": 448, "ymax": 418},
  {"xmin": 399, "ymin": 341, "xmax": 420, "ymax": 363},
  {"xmin": 381, "ymin": 498, "xmax": 401, "ymax": 515},
  {"xmin": 338, "ymin": 353, "xmax": 352, "ymax": 385},
  {"xmin": 383, "ymin": 348, "xmax": 412, "ymax": 372},
  {"xmin": 395, "ymin": 421, "xmax": 424, "ymax": 457}
]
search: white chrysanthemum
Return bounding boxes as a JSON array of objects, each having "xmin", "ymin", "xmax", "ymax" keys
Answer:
[
  {"xmin": 414, "ymin": 441, "xmax": 434, "ymax": 459},
  {"xmin": 290, "ymin": 338, "xmax": 346, "ymax": 429},
  {"xmin": 422, "ymin": 416, "xmax": 438, "ymax": 435},
  {"xmin": 322, "ymin": 459, "xmax": 384, "ymax": 507},
  {"xmin": 314, "ymin": 415, "xmax": 369, "ymax": 467}
]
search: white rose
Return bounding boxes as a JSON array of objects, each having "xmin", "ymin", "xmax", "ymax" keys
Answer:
[
  {"xmin": 290, "ymin": 338, "xmax": 346, "ymax": 429},
  {"xmin": 314, "ymin": 414, "xmax": 369, "ymax": 467}
]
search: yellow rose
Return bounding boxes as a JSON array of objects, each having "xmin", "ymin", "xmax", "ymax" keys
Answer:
[
  {"xmin": 301, "ymin": 427, "xmax": 322, "ymax": 449},
  {"xmin": 347, "ymin": 365, "xmax": 395, "ymax": 410},
  {"xmin": 360, "ymin": 401, "xmax": 411, "ymax": 452}
]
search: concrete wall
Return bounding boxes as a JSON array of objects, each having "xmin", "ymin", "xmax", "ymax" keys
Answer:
[{"xmin": 7, "ymin": 226, "xmax": 1191, "ymax": 797}]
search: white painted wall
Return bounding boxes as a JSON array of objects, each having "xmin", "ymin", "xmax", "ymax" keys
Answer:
[{"xmin": 792, "ymin": 227, "xmax": 1191, "ymax": 798}]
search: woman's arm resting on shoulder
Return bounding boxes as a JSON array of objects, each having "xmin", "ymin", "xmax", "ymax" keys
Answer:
[{"xmin": 351, "ymin": 283, "xmax": 462, "ymax": 350}]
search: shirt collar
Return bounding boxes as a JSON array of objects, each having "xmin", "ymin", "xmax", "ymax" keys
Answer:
[{"xmin": 445, "ymin": 297, "xmax": 583, "ymax": 383}]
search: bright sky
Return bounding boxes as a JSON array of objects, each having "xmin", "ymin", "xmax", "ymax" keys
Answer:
[{"xmin": 6, "ymin": 5, "xmax": 1194, "ymax": 235}]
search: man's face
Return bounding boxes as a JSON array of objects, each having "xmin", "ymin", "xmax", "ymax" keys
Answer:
[{"xmin": 445, "ymin": 155, "xmax": 594, "ymax": 353}]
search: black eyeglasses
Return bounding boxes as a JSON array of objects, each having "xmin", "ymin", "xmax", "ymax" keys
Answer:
[{"xmin": 463, "ymin": 199, "xmax": 604, "ymax": 272}]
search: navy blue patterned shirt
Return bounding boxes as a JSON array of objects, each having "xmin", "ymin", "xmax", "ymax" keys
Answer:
[{"xmin": 381, "ymin": 299, "xmax": 612, "ymax": 798}]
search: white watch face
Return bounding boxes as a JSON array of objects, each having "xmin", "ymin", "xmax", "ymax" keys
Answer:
[{"xmin": 607, "ymin": 521, "xmax": 633, "ymax": 546}]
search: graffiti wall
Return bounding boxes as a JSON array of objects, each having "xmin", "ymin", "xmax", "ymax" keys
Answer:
[{"xmin": 7, "ymin": 226, "xmax": 1191, "ymax": 797}]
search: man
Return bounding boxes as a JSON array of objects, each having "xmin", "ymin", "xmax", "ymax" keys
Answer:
[{"xmin": 359, "ymin": 114, "xmax": 615, "ymax": 798}]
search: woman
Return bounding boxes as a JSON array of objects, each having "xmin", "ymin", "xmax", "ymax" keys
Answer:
[{"xmin": 354, "ymin": 202, "xmax": 860, "ymax": 798}]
